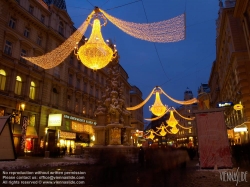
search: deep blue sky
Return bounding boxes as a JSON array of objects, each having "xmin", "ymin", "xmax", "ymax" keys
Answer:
[{"xmin": 65, "ymin": 0, "xmax": 219, "ymax": 121}]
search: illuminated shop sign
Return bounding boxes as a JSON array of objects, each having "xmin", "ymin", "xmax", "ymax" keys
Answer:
[
  {"xmin": 217, "ymin": 102, "xmax": 233, "ymax": 108},
  {"xmin": 71, "ymin": 121, "xmax": 94, "ymax": 134},
  {"xmin": 48, "ymin": 114, "xmax": 62, "ymax": 126},
  {"xmin": 63, "ymin": 114, "xmax": 97, "ymax": 125},
  {"xmin": 234, "ymin": 104, "xmax": 243, "ymax": 111},
  {"xmin": 59, "ymin": 131, "xmax": 76, "ymax": 139}
]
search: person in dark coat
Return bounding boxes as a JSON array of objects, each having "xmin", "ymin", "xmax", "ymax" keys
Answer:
[{"xmin": 138, "ymin": 146, "xmax": 145, "ymax": 168}]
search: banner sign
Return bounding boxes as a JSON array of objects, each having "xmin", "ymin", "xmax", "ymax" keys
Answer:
[{"xmin": 195, "ymin": 110, "xmax": 232, "ymax": 169}]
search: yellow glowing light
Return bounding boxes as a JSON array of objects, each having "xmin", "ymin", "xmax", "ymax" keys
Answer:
[
  {"xmin": 100, "ymin": 9, "xmax": 185, "ymax": 43},
  {"xmin": 170, "ymin": 126, "xmax": 179, "ymax": 134},
  {"xmin": 149, "ymin": 91, "xmax": 167, "ymax": 116},
  {"xmin": 156, "ymin": 124, "xmax": 167, "ymax": 136},
  {"xmin": 167, "ymin": 111, "xmax": 178, "ymax": 128},
  {"xmin": 22, "ymin": 11, "xmax": 94, "ymax": 69},
  {"xmin": 147, "ymin": 130, "xmax": 155, "ymax": 140},
  {"xmin": 75, "ymin": 17, "xmax": 115, "ymax": 70}
]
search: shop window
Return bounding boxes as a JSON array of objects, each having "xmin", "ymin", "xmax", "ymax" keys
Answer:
[
  {"xmin": 15, "ymin": 76, "xmax": 22, "ymax": 95},
  {"xmin": 0, "ymin": 69, "xmax": 6, "ymax": 91},
  {"xmin": 4, "ymin": 40, "xmax": 12, "ymax": 56},
  {"xmin": 29, "ymin": 81, "xmax": 36, "ymax": 99}
]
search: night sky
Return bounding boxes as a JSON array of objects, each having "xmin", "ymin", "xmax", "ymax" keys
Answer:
[{"xmin": 65, "ymin": 0, "xmax": 218, "ymax": 121}]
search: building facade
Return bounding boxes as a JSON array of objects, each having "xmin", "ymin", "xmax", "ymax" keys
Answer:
[
  {"xmin": 0, "ymin": 0, "xmax": 143, "ymax": 156},
  {"xmin": 208, "ymin": 0, "xmax": 249, "ymax": 144}
]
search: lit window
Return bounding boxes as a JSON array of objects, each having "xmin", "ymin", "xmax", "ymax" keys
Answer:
[
  {"xmin": 15, "ymin": 76, "xmax": 22, "ymax": 95},
  {"xmin": 0, "ymin": 69, "xmax": 6, "ymax": 90},
  {"xmin": 29, "ymin": 81, "xmax": 35, "ymax": 99}
]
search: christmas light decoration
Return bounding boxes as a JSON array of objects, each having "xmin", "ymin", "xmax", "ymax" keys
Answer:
[
  {"xmin": 74, "ymin": 11, "xmax": 117, "ymax": 70},
  {"xmin": 22, "ymin": 11, "xmax": 95, "ymax": 69},
  {"xmin": 166, "ymin": 110, "xmax": 178, "ymax": 128},
  {"xmin": 149, "ymin": 90, "xmax": 168, "ymax": 116},
  {"xmin": 100, "ymin": 9, "xmax": 185, "ymax": 43},
  {"xmin": 22, "ymin": 7, "xmax": 186, "ymax": 70},
  {"xmin": 160, "ymin": 87, "xmax": 198, "ymax": 105}
]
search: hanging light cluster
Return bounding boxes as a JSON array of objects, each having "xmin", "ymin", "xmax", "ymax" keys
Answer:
[
  {"xmin": 22, "ymin": 11, "xmax": 95, "ymax": 69},
  {"xmin": 74, "ymin": 9, "xmax": 117, "ymax": 70},
  {"xmin": 144, "ymin": 107, "xmax": 194, "ymax": 139},
  {"xmin": 22, "ymin": 7, "xmax": 185, "ymax": 70},
  {"xmin": 127, "ymin": 86, "xmax": 198, "ymax": 118},
  {"xmin": 149, "ymin": 89, "xmax": 168, "ymax": 117},
  {"xmin": 100, "ymin": 9, "xmax": 185, "ymax": 43}
]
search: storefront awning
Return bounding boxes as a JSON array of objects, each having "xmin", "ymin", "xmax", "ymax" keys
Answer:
[{"xmin": 26, "ymin": 126, "xmax": 38, "ymax": 138}]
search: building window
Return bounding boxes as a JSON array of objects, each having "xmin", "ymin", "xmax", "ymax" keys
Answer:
[
  {"xmin": 52, "ymin": 88, "xmax": 59, "ymax": 106},
  {"xmin": 82, "ymin": 102, "xmax": 86, "ymax": 114},
  {"xmin": 84, "ymin": 82, "xmax": 87, "ymax": 92},
  {"xmin": 78, "ymin": 61, "xmax": 81, "ymax": 69},
  {"xmin": 70, "ymin": 56, "xmax": 73, "ymax": 65},
  {"xmin": 37, "ymin": 36, "xmax": 42, "ymax": 46},
  {"xmin": 76, "ymin": 78, "xmax": 80, "ymax": 89},
  {"xmin": 59, "ymin": 21, "xmax": 64, "ymax": 36},
  {"xmin": 90, "ymin": 86, "xmax": 93, "ymax": 95},
  {"xmin": 0, "ymin": 69, "xmax": 6, "ymax": 91},
  {"xmin": 4, "ymin": 40, "xmax": 12, "ymax": 56},
  {"xmin": 29, "ymin": 81, "xmax": 35, "ymax": 99},
  {"xmin": 75, "ymin": 98, "xmax": 79, "ymax": 112},
  {"xmin": 15, "ymin": 76, "xmax": 22, "ymax": 95},
  {"xmin": 189, "ymin": 129, "xmax": 192, "ymax": 133},
  {"xmin": 68, "ymin": 74, "xmax": 73, "ymax": 85},
  {"xmin": 29, "ymin": 6, "xmax": 34, "ymax": 14},
  {"xmin": 8, "ymin": 17, "xmax": 16, "ymax": 29},
  {"xmin": 41, "ymin": 15, "xmax": 45, "ymax": 23},
  {"xmin": 54, "ymin": 66, "xmax": 60, "ymax": 78},
  {"xmin": 96, "ymin": 89, "xmax": 99, "ymax": 98},
  {"xmin": 20, "ymin": 49, "xmax": 27, "ymax": 63},
  {"xmin": 24, "ymin": 28, "xmax": 30, "ymax": 38},
  {"xmin": 67, "ymin": 95, "xmax": 71, "ymax": 109}
]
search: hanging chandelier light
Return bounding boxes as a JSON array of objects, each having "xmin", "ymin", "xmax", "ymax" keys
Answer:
[
  {"xmin": 166, "ymin": 110, "xmax": 178, "ymax": 128},
  {"xmin": 149, "ymin": 89, "xmax": 168, "ymax": 117},
  {"xmin": 74, "ymin": 8, "xmax": 117, "ymax": 70}
]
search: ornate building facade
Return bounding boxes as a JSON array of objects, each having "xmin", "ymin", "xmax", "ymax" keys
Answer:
[
  {"xmin": 209, "ymin": 0, "xmax": 249, "ymax": 144},
  {"xmin": 0, "ymin": 0, "xmax": 143, "ymax": 156}
]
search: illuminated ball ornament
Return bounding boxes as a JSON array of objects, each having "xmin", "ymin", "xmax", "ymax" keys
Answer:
[
  {"xmin": 149, "ymin": 90, "xmax": 168, "ymax": 116},
  {"xmin": 75, "ymin": 10, "xmax": 117, "ymax": 70}
]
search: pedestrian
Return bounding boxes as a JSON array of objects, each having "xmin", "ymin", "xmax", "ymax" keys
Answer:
[{"xmin": 138, "ymin": 146, "xmax": 145, "ymax": 168}]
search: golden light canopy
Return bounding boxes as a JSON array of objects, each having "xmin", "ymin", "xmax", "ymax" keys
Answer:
[
  {"xmin": 149, "ymin": 91, "xmax": 168, "ymax": 116},
  {"xmin": 75, "ymin": 18, "xmax": 115, "ymax": 70}
]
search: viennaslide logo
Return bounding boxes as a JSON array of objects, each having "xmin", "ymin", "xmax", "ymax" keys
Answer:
[{"xmin": 220, "ymin": 167, "xmax": 248, "ymax": 186}]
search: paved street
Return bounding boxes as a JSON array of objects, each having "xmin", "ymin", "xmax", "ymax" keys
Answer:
[{"xmin": 0, "ymin": 155, "xmax": 249, "ymax": 187}]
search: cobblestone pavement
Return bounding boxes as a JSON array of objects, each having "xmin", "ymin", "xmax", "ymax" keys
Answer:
[{"xmin": 0, "ymin": 156, "xmax": 249, "ymax": 187}]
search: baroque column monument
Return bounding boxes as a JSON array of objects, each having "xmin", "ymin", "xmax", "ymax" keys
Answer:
[{"xmin": 93, "ymin": 56, "xmax": 132, "ymax": 146}]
